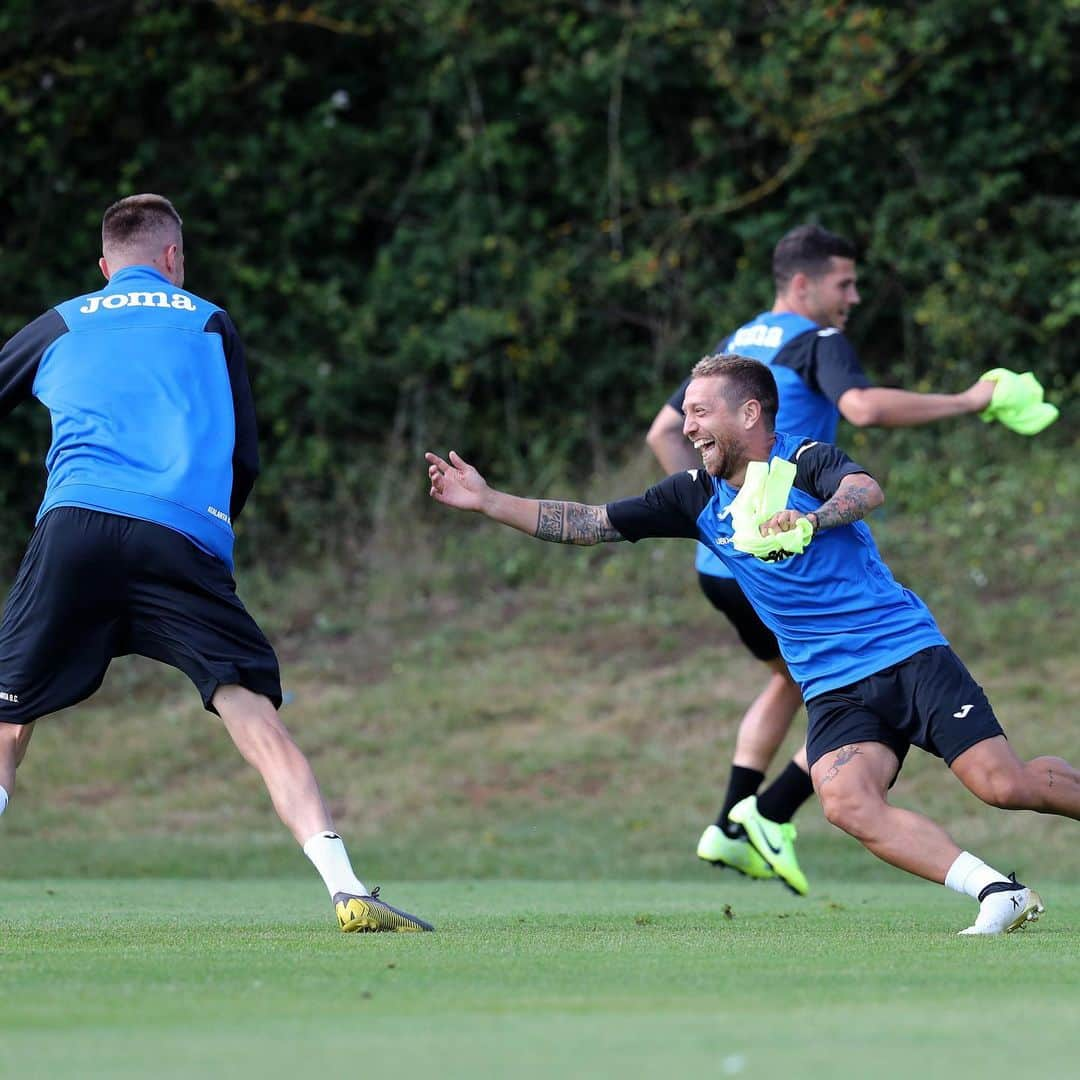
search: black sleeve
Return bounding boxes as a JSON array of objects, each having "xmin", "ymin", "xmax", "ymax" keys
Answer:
[
  {"xmin": 809, "ymin": 330, "xmax": 872, "ymax": 404},
  {"xmin": 607, "ymin": 468, "xmax": 713, "ymax": 542},
  {"xmin": 665, "ymin": 374, "xmax": 693, "ymax": 414},
  {"xmin": 0, "ymin": 309, "xmax": 67, "ymax": 419},
  {"xmin": 205, "ymin": 309, "xmax": 260, "ymax": 520},
  {"xmin": 792, "ymin": 440, "xmax": 874, "ymax": 502}
]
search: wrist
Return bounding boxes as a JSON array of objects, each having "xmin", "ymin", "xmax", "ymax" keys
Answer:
[{"xmin": 807, "ymin": 511, "xmax": 819, "ymax": 534}]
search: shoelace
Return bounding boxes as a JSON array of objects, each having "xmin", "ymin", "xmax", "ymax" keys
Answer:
[
  {"xmin": 370, "ymin": 886, "xmax": 381, "ymax": 900},
  {"xmin": 977, "ymin": 871, "xmax": 1023, "ymax": 903}
]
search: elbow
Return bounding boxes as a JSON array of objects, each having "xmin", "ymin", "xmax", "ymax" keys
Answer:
[
  {"xmin": 839, "ymin": 390, "xmax": 881, "ymax": 428},
  {"xmin": 644, "ymin": 417, "xmax": 671, "ymax": 455},
  {"xmin": 840, "ymin": 402, "xmax": 879, "ymax": 428}
]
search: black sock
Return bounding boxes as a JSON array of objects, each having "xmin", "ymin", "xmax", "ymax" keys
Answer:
[
  {"xmin": 756, "ymin": 761, "xmax": 814, "ymax": 823},
  {"xmin": 715, "ymin": 766, "xmax": 764, "ymax": 836}
]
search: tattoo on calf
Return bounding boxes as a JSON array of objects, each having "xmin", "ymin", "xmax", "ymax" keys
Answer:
[
  {"xmin": 535, "ymin": 501, "xmax": 623, "ymax": 545},
  {"xmin": 818, "ymin": 744, "xmax": 863, "ymax": 786}
]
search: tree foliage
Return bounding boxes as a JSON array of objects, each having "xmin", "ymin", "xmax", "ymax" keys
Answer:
[{"xmin": 1, "ymin": 0, "xmax": 1076, "ymax": 563}]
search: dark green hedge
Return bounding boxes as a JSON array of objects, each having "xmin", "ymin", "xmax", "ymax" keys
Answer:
[{"xmin": 2, "ymin": 0, "xmax": 1076, "ymax": 563}]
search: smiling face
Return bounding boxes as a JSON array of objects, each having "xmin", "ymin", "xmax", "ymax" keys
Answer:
[
  {"xmin": 799, "ymin": 256, "xmax": 859, "ymax": 330},
  {"xmin": 681, "ymin": 375, "xmax": 753, "ymax": 480}
]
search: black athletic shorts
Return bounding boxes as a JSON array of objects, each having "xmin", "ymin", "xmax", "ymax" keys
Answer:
[
  {"xmin": 696, "ymin": 572, "xmax": 781, "ymax": 663},
  {"xmin": 805, "ymin": 645, "xmax": 1004, "ymax": 770},
  {"xmin": 0, "ymin": 508, "xmax": 282, "ymax": 725}
]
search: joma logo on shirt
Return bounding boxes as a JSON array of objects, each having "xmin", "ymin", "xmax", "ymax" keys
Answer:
[{"xmin": 79, "ymin": 292, "xmax": 197, "ymax": 314}]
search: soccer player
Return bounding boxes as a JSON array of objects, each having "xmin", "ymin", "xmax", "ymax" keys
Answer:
[
  {"xmin": 0, "ymin": 194, "xmax": 431, "ymax": 934},
  {"xmin": 646, "ymin": 225, "xmax": 997, "ymax": 894},
  {"xmin": 425, "ymin": 354, "xmax": 1079, "ymax": 935}
]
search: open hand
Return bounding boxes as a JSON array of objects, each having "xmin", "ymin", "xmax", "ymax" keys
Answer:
[{"xmin": 425, "ymin": 450, "xmax": 489, "ymax": 512}]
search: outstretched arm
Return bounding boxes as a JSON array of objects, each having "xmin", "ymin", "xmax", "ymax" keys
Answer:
[
  {"xmin": 425, "ymin": 451, "xmax": 625, "ymax": 545},
  {"xmin": 837, "ymin": 381, "xmax": 994, "ymax": 427},
  {"xmin": 757, "ymin": 472, "xmax": 884, "ymax": 537}
]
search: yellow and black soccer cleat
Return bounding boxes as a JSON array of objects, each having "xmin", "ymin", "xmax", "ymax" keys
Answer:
[
  {"xmin": 333, "ymin": 887, "xmax": 434, "ymax": 933},
  {"xmin": 729, "ymin": 795, "xmax": 809, "ymax": 896}
]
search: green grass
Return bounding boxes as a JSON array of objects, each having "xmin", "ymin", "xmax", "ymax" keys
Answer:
[
  {"xmin": 3, "ymin": 558, "xmax": 1077, "ymax": 882},
  {"xmin": 2, "ymin": 878, "xmax": 1077, "ymax": 1080},
  {"xmin": 1, "ymin": 467, "xmax": 1078, "ymax": 1076}
]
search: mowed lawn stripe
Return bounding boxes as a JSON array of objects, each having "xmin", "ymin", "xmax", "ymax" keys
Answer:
[{"xmin": 0, "ymin": 879, "xmax": 1076, "ymax": 1079}]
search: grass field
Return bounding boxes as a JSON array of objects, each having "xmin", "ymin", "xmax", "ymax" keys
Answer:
[
  {"xmin": 2, "ymin": 878, "xmax": 1077, "ymax": 1080},
  {"xmin": 1, "ymin": 461, "xmax": 1078, "ymax": 1078}
]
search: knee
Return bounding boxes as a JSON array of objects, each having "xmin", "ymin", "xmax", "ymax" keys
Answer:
[
  {"xmin": 968, "ymin": 767, "xmax": 1028, "ymax": 810},
  {"xmin": 818, "ymin": 787, "xmax": 878, "ymax": 841}
]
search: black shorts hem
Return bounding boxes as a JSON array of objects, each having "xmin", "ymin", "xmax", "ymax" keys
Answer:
[
  {"xmin": 806, "ymin": 732, "xmax": 909, "ymax": 772},
  {"xmin": 942, "ymin": 729, "xmax": 1006, "ymax": 767},
  {"xmin": 199, "ymin": 673, "xmax": 284, "ymax": 714}
]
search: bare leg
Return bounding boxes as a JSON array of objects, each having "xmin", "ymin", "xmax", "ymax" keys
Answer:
[
  {"xmin": 0, "ymin": 720, "xmax": 35, "ymax": 797},
  {"xmin": 812, "ymin": 742, "xmax": 963, "ymax": 883},
  {"xmin": 951, "ymin": 736, "xmax": 1080, "ymax": 818},
  {"xmin": 212, "ymin": 685, "xmax": 333, "ymax": 844},
  {"xmin": 732, "ymin": 659, "xmax": 803, "ymax": 771}
]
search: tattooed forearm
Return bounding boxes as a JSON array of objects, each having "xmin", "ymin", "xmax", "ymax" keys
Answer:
[
  {"xmin": 536, "ymin": 501, "xmax": 565, "ymax": 541},
  {"xmin": 534, "ymin": 501, "xmax": 625, "ymax": 545},
  {"xmin": 817, "ymin": 745, "xmax": 863, "ymax": 787},
  {"xmin": 813, "ymin": 475, "xmax": 884, "ymax": 531}
]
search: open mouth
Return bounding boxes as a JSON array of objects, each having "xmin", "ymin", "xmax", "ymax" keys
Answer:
[{"xmin": 693, "ymin": 438, "xmax": 715, "ymax": 459}]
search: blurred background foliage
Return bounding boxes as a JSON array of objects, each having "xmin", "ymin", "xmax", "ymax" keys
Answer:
[{"xmin": 1, "ymin": 0, "xmax": 1076, "ymax": 569}]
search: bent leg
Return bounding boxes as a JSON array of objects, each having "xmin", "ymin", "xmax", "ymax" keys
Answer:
[
  {"xmin": 812, "ymin": 742, "xmax": 963, "ymax": 883},
  {"xmin": 733, "ymin": 659, "xmax": 803, "ymax": 770},
  {"xmin": 0, "ymin": 720, "xmax": 35, "ymax": 796},
  {"xmin": 213, "ymin": 685, "xmax": 333, "ymax": 843},
  {"xmin": 951, "ymin": 736, "xmax": 1080, "ymax": 818}
]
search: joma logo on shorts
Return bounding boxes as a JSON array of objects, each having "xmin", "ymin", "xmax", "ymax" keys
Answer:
[
  {"xmin": 0, "ymin": 689, "xmax": 21, "ymax": 703},
  {"xmin": 79, "ymin": 292, "xmax": 197, "ymax": 314}
]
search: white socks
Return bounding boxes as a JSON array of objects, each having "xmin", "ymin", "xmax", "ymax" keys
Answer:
[
  {"xmin": 0, "ymin": 784, "xmax": 8, "ymax": 817},
  {"xmin": 302, "ymin": 831, "xmax": 368, "ymax": 898},
  {"xmin": 945, "ymin": 851, "xmax": 1008, "ymax": 899}
]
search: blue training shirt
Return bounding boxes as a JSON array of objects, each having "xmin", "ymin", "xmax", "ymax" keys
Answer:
[
  {"xmin": 667, "ymin": 311, "xmax": 870, "ymax": 579},
  {"xmin": 0, "ymin": 266, "xmax": 260, "ymax": 570},
  {"xmin": 607, "ymin": 432, "xmax": 947, "ymax": 700}
]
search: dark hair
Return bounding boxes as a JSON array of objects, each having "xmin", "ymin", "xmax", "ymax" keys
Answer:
[
  {"xmin": 690, "ymin": 354, "xmax": 778, "ymax": 429},
  {"xmin": 772, "ymin": 224, "xmax": 855, "ymax": 292},
  {"xmin": 101, "ymin": 193, "xmax": 183, "ymax": 252}
]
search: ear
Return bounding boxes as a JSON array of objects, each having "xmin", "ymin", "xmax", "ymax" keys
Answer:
[
  {"xmin": 742, "ymin": 399, "xmax": 763, "ymax": 428},
  {"xmin": 98, "ymin": 256, "xmax": 111, "ymax": 281}
]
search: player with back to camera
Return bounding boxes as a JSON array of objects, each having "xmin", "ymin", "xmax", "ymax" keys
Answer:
[
  {"xmin": 425, "ymin": 353, "xmax": 1077, "ymax": 936},
  {"xmin": 646, "ymin": 225, "xmax": 1002, "ymax": 895},
  {"xmin": 0, "ymin": 193, "xmax": 431, "ymax": 934}
]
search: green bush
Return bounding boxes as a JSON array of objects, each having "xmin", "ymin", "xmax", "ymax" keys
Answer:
[{"xmin": 1, "ymin": 1, "xmax": 1075, "ymax": 568}]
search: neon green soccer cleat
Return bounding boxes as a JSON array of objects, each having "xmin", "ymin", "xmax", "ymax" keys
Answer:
[
  {"xmin": 697, "ymin": 824, "xmax": 776, "ymax": 880},
  {"xmin": 334, "ymin": 887, "xmax": 434, "ymax": 933},
  {"xmin": 728, "ymin": 796, "xmax": 809, "ymax": 896}
]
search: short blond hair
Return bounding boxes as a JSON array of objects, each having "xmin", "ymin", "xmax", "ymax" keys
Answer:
[{"xmin": 690, "ymin": 354, "xmax": 779, "ymax": 429}]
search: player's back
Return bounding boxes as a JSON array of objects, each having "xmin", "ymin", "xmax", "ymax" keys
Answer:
[{"xmin": 34, "ymin": 265, "xmax": 240, "ymax": 566}]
